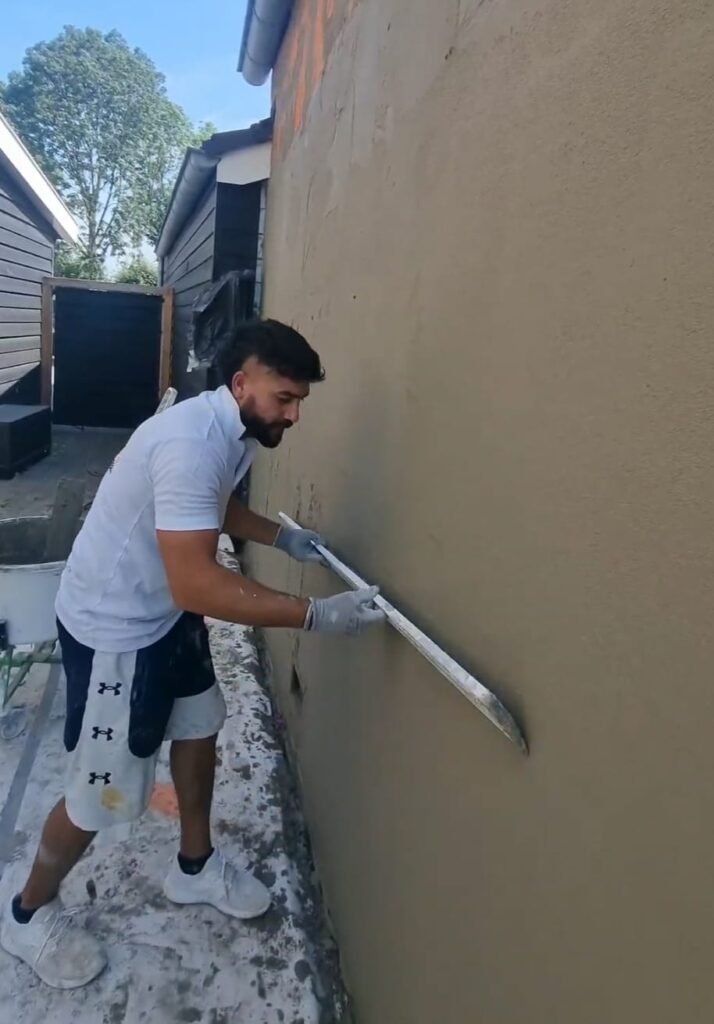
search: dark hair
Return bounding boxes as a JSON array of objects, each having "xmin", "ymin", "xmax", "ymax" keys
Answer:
[{"xmin": 218, "ymin": 319, "xmax": 325, "ymax": 386}]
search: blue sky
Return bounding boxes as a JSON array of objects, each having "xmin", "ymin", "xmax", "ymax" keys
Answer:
[{"xmin": 0, "ymin": 0, "xmax": 271, "ymax": 132}]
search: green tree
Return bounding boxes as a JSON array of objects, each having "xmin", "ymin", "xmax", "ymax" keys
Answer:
[
  {"xmin": 141, "ymin": 119, "xmax": 217, "ymax": 247},
  {"xmin": 0, "ymin": 27, "xmax": 198, "ymax": 268},
  {"xmin": 54, "ymin": 241, "xmax": 105, "ymax": 280},
  {"xmin": 114, "ymin": 254, "xmax": 159, "ymax": 286}
]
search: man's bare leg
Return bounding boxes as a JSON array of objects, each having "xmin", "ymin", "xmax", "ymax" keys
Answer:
[
  {"xmin": 1, "ymin": 799, "xmax": 106, "ymax": 990},
  {"xmin": 20, "ymin": 799, "xmax": 95, "ymax": 910},
  {"xmin": 164, "ymin": 733, "xmax": 270, "ymax": 919},
  {"xmin": 170, "ymin": 735, "xmax": 216, "ymax": 860}
]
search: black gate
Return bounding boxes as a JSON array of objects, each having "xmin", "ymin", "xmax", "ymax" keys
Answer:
[{"xmin": 52, "ymin": 285, "xmax": 165, "ymax": 429}]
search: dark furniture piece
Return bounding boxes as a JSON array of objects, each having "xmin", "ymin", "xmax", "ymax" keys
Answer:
[{"xmin": 0, "ymin": 404, "xmax": 50, "ymax": 478}]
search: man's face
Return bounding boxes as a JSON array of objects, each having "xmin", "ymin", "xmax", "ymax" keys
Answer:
[{"xmin": 230, "ymin": 356, "xmax": 310, "ymax": 448}]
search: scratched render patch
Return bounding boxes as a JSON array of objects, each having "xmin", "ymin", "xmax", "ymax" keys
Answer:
[{"xmin": 0, "ymin": 607, "xmax": 349, "ymax": 1023}]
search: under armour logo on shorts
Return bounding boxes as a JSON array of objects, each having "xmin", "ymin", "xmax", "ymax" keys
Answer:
[
  {"xmin": 98, "ymin": 682, "xmax": 122, "ymax": 695},
  {"xmin": 91, "ymin": 727, "xmax": 114, "ymax": 741},
  {"xmin": 88, "ymin": 771, "xmax": 112, "ymax": 785}
]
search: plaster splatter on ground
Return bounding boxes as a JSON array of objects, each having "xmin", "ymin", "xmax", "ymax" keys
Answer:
[{"xmin": 0, "ymin": 608, "xmax": 348, "ymax": 1023}]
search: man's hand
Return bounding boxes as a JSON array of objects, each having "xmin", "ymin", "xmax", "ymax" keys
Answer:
[
  {"xmin": 305, "ymin": 586, "xmax": 385, "ymax": 635},
  {"xmin": 274, "ymin": 525, "xmax": 326, "ymax": 564}
]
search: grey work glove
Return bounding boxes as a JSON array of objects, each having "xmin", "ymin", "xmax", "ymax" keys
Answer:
[
  {"xmin": 305, "ymin": 585, "xmax": 385, "ymax": 636},
  {"xmin": 274, "ymin": 525, "xmax": 326, "ymax": 564}
]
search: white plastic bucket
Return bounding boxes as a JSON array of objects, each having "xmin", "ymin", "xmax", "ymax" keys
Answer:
[{"xmin": 0, "ymin": 517, "xmax": 65, "ymax": 646}]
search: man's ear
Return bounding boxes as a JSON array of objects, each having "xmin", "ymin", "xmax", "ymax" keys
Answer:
[{"xmin": 230, "ymin": 370, "xmax": 247, "ymax": 401}]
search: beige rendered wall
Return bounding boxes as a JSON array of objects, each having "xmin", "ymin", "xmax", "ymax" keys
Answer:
[{"xmin": 248, "ymin": 1, "xmax": 714, "ymax": 1021}]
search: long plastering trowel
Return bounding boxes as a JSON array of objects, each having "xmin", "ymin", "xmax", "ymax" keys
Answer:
[{"xmin": 279, "ymin": 512, "xmax": 528, "ymax": 754}]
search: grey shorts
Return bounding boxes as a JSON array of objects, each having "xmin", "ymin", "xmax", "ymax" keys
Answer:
[{"xmin": 57, "ymin": 614, "xmax": 227, "ymax": 830}]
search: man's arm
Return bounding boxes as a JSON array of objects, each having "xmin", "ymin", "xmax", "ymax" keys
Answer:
[
  {"xmin": 224, "ymin": 495, "xmax": 325, "ymax": 563},
  {"xmin": 157, "ymin": 528, "xmax": 383, "ymax": 635},
  {"xmin": 157, "ymin": 528, "xmax": 309, "ymax": 628},
  {"xmin": 223, "ymin": 496, "xmax": 279, "ymax": 546},
  {"xmin": 150, "ymin": 441, "xmax": 381, "ymax": 633}
]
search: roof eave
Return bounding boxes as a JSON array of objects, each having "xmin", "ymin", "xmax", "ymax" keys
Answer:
[
  {"xmin": 156, "ymin": 118, "xmax": 274, "ymax": 258},
  {"xmin": 155, "ymin": 148, "xmax": 218, "ymax": 258},
  {"xmin": 0, "ymin": 112, "xmax": 79, "ymax": 244}
]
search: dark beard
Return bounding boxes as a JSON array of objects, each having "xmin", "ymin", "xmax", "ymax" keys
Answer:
[{"xmin": 241, "ymin": 410, "xmax": 290, "ymax": 449}]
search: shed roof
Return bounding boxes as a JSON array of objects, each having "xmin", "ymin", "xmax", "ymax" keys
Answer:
[
  {"xmin": 202, "ymin": 117, "xmax": 273, "ymax": 158},
  {"xmin": 156, "ymin": 118, "xmax": 272, "ymax": 259},
  {"xmin": 0, "ymin": 110, "xmax": 79, "ymax": 244}
]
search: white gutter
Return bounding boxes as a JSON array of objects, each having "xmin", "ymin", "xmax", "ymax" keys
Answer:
[
  {"xmin": 238, "ymin": 0, "xmax": 295, "ymax": 86},
  {"xmin": 0, "ymin": 111, "xmax": 79, "ymax": 244}
]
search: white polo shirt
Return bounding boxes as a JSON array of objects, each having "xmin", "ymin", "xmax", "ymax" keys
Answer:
[{"xmin": 56, "ymin": 386, "xmax": 258, "ymax": 652}]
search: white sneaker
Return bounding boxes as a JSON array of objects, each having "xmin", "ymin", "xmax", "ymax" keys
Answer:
[
  {"xmin": 0, "ymin": 896, "xmax": 107, "ymax": 989},
  {"xmin": 163, "ymin": 849, "xmax": 271, "ymax": 920}
]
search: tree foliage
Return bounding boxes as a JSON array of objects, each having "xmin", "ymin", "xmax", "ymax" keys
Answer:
[
  {"xmin": 0, "ymin": 27, "xmax": 207, "ymax": 272},
  {"xmin": 142, "ymin": 119, "xmax": 217, "ymax": 247},
  {"xmin": 114, "ymin": 254, "xmax": 159, "ymax": 286},
  {"xmin": 54, "ymin": 242, "xmax": 104, "ymax": 280}
]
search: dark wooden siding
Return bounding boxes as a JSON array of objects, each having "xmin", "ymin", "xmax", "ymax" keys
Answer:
[
  {"xmin": 213, "ymin": 181, "xmax": 262, "ymax": 280},
  {"xmin": 0, "ymin": 165, "xmax": 54, "ymax": 403},
  {"xmin": 161, "ymin": 175, "xmax": 265, "ymax": 397},
  {"xmin": 161, "ymin": 182, "xmax": 216, "ymax": 396}
]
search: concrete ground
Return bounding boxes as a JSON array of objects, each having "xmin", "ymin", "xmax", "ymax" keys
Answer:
[
  {"xmin": 0, "ymin": 434, "xmax": 348, "ymax": 1024},
  {"xmin": 0, "ymin": 426, "xmax": 132, "ymax": 520}
]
